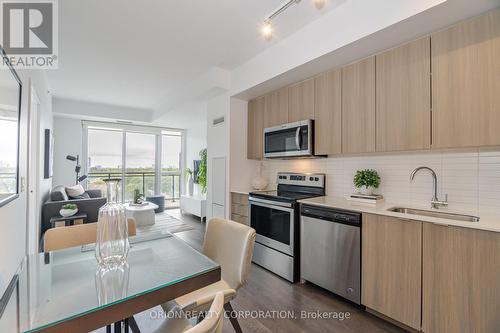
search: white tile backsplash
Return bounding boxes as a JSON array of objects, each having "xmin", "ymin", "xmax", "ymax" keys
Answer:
[{"xmin": 261, "ymin": 149, "xmax": 500, "ymax": 216}]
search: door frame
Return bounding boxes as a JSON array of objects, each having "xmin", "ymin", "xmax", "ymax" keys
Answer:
[{"xmin": 26, "ymin": 81, "xmax": 41, "ymax": 254}]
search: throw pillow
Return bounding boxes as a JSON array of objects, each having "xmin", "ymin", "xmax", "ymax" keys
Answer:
[
  {"xmin": 69, "ymin": 192, "xmax": 90, "ymax": 200},
  {"xmin": 66, "ymin": 184, "xmax": 85, "ymax": 197}
]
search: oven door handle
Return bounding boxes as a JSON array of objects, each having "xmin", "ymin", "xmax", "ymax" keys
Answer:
[{"xmin": 249, "ymin": 198, "xmax": 294, "ymax": 211}]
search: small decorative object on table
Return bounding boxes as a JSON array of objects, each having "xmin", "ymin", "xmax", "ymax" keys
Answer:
[
  {"xmin": 353, "ymin": 169, "xmax": 381, "ymax": 196},
  {"xmin": 60, "ymin": 203, "xmax": 78, "ymax": 217},
  {"xmin": 132, "ymin": 189, "xmax": 145, "ymax": 206},
  {"xmin": 96, "ymin": 178, "xmax": 129, "ymax": 266}
]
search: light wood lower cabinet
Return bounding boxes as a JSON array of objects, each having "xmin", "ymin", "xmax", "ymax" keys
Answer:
[
  {"xmin": 230, "ymin": 192, "xmax": 249, "ymax": 226},
  {"xmin": 422, "ymin": 224, "xmax": 500, "ymax": 333},
  {"xmin": 362, "ymin": 214, "xmax": 422, "ymax": 330}
]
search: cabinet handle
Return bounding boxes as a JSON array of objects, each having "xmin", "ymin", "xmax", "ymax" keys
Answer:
[{"xmin": 432, "ymin": 222, "xmax": 449, "ymax": 227}]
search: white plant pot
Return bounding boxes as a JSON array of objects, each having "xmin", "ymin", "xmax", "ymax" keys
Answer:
[
  {"xmin": 359, "ymin": 186, "xmax": 375, "ymax": 196},
  {"xmin": 60, "ymin": 208, "xmax": 78, "ymax": 217},
  {"xmin": 187, "ymin": 176, "xmax": 194, "ymax": 196}
]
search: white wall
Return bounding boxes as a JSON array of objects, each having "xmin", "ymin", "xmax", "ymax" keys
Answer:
[
  {"xmin": 229, "ymin": 98, "xmax": 260, "ymax": 193},
  {"xmin": 206, "ymin": 93, "xmax": 230, "ymax": 220},
  {"xmin": 52, "ymin": 117, "xmax": 83, "ymax": 186},
  {"xmin": 53, "ymin": 97, "xmax": 153, "ymax": 123},
  {"xmin": 0, "ymin": 70, "xmax": 52, "ymax": 295}
]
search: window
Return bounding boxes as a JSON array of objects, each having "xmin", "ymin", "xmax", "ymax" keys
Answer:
[
  {"xmin": 161, "ymin": 131, "xmax": 182, "ymax": 201},
  {"xmin": 84, "ymin": 122, "xmax": 184, "ymax": 207}
]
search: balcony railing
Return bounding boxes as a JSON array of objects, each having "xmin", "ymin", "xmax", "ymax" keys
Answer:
[
  {"xmin": 87, "ymin": 171, "xmax": 181, "ymax": 204},
  {"xmin": 0, "ymin": 172, "xmax": 17, "ymax": 194}
]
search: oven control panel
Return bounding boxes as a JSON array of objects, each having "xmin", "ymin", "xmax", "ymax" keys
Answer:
[{"xmin": 277, "ymin": 172, "xmax": 325, "ymax": 188}]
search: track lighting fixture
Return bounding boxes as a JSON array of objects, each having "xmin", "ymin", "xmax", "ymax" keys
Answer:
[{"xmin": 261, "ymin": 0, "xmax": 326, "ymax": 41}]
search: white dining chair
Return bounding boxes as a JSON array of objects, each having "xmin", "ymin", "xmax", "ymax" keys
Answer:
[
  {"xmin": 163, "ymin": 218, "xmax": 256, "ymax": 333},
  {"xmin": 44, "ymin": 218, "xmax": 137, "ymax": 252},
  {"xmin": 154, "ymin": 292, "xmax": 225, "ymax": 333}
]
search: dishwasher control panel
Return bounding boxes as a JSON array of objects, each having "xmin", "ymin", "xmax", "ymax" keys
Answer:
[{"xmin": 301, "ymin": 205, "xmax": 361, "ymax": 226}]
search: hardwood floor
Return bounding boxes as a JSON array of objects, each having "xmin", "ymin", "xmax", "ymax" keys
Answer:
[{"xmin": 99, "ymin": 210, "xmax": 407, "ymax": 333}]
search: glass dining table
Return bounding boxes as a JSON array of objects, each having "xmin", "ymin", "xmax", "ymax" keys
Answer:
[{"xmin": 0, "ymin": 231, "xmax": 221, "ymax": 333}]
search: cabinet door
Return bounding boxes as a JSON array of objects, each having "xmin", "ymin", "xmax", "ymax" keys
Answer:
[
  {"xmin": 314, "ymin": 70, "xmax": 342, "ymax": 155},
  {"xmin": 362, "ymin": 214, "xmax": 422, "ymax": 330},
  {"xmin": 431, "ymin": 9, "xmax": 500, "ymax": 148},
  {"xmin": 342, "ymin": 57, "xmax": 376, "ymax": 153},
  {"xmin": 263, "ymin": 87, "xmax": 288, "ymax": 128},
  {"xmin": 422, "ymin": 224, "xmax": 500, "ymax": 333},
  {"xmin": 288, "ymin": 78, "xmax": 315, "ymax": 123},
  {"xmin": 247, "ymin": 97, "xmax": 264, "ymax": 160},
  {"xmin": 376, "ymin": 37, "xmax": 431, "ymax": 152}
]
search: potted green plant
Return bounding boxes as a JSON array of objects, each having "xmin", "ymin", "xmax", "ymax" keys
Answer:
[
  {"xmin": 353, "ymin": 169, "xmax": 381, "ymax": 196},
  {"xmin": 198, "ymin": 149, "xmax": 207, "ymax": 194},
  {"xmin": 133, "ymin": 189, "xmax": 144, "ymax": 204},
  {"xmin": 185, "ymin": 168, "xmax": 194, "ymax": 196},
  {"xmin": 60, "ymin": 203, "xmax": 78, "ymax": 217}
]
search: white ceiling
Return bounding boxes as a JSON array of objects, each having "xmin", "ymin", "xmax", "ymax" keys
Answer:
[{"xmin": 48, "ymin": 0, "xmax": 343, "ymax": 109}]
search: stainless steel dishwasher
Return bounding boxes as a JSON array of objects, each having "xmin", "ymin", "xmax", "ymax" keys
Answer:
[{"xmin": 300, "ymin": 204, "xmax": 361, "ymax": 304}]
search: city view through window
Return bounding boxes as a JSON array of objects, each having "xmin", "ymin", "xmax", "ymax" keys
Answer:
[{"xmin": 85, "ymin": 124, "xmax": 182, "ymax": 207}]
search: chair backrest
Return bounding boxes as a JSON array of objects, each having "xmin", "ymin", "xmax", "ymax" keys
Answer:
[
  {"xmin": 185, "ymin": 292, "xmax": 224, "ymax": 333},
  {"xmin": 44, "ymin": 218, "xmax": 137, "ymax": 252},
  {"xmin": 203, "ymin": 218, "xmax": 256, "ymax": 291}
]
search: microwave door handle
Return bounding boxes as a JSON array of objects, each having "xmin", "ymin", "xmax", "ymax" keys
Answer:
[{"xmin": 295, "ymin": 127, "xmax": 301, "ymax": 150}]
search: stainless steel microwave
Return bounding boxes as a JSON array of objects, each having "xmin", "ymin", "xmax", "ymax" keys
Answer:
[{"xmin": 264, "ymin": 120, "xmax": 313, "ymax": 158}]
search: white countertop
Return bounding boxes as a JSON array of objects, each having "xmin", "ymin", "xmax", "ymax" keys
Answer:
[{"xmin": 298, "ymin": 196, "xmax": 500, "ymax": 233}]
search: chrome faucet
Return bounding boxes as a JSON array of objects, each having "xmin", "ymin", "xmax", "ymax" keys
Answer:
[{"xmin": 410, "ymin": 166, "xmax": 448, "ymax": 209}]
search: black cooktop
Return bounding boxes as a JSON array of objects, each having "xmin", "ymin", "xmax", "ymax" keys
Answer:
[{"xmin": 250, "ymin": 186, "xmax": 325, "ymax": 203}]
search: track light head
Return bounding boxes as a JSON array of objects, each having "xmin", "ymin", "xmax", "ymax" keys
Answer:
[
  {"xmin": 313, "ymin": 0, "xmax": 326, "ymax": 10},
  {"xmin": 261, "ymin": 20, "xmax": 273, "ymax": 41}
]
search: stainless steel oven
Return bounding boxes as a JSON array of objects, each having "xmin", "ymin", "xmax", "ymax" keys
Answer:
[
  {"xmin": 249, "ymin": 197, "xmax": 295, "ymax": 256},
  {"xmin": 248, "ymin": 172, "xmax": 325, "ymax": 282},
  {"xmin": 264, "ymin": 120, "xmax": 313, "ymax": 158}
]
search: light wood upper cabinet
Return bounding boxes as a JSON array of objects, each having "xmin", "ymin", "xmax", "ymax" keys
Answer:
[
  {"xmin": 263, "ymin": 87, "xmax": 288, "ymax": 129},
  {"xmin": 342, "ymin": 57, "xmax": 376, "ymax": 154},
  {"xmin": 288, "ymin": 78, "xmax": 315, "ymax": 123},
  {"xmin": 247, "ymin": 97, "xmax": 264, "ymax": 160},
  {"xmin": 362, "ymin": 214, "xmax": 422, "ymax": 330},
  {"xmin": 314, "ymin": 70, "xmax": 342, "ymax": 155},
  {"xmin": 422, "ymin": 224, "xmax": 500, "ymax": 333},
  {"xmin": 376, "ymin": 37, "xmax": 431, "ymax": 152},
  {"xmin": 431, "ymin": 9, "xmax": 500, "ymax": 148}
]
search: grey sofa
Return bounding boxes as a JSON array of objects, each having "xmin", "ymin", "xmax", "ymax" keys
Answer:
[{"xmin": 41, "ymin": 185, "xmax": 106, "ymax": 234}]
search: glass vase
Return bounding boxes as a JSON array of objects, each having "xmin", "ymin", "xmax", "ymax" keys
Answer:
[{"xmin": 95, "ymin": 178, "xmax": 129, "ymax": 265}]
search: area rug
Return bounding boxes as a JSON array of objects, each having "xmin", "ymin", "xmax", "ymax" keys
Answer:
[{"xmin": 136, "ymin": 213, "xmax": 195, "ymax": 234}]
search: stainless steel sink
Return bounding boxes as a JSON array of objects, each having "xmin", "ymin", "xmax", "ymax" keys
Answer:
[{"xmin": 388, "ymin": 207, "xmax": 480, "ymax": 222}]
